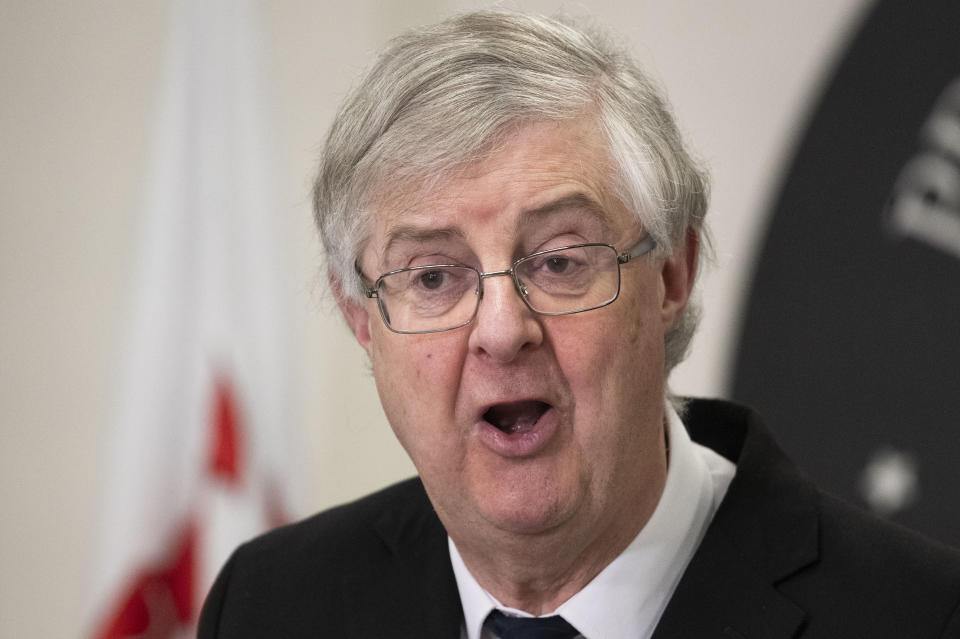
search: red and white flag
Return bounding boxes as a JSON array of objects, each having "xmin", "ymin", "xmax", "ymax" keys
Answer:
[{"xmin": 87, "ymin": 1, "xmax": 302, "ymax": 636}]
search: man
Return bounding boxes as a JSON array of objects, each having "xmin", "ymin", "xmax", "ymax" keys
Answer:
[{"xmin": 199, "ymin": 10, "xmax": 960, "ymax": 638}]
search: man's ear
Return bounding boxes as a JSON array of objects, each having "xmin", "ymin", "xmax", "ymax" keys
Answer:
[
  {"xmin": 660, "ymin": 227, "xmax": 700, "ymax": 329},
  {"xmin": 331, "ymin": 274, "xmax": 374, "ymax": 355}
]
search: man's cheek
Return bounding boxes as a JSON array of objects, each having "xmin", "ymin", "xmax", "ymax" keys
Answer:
[{"xmin": 553, "ymin": 327, "xmax": 618, "ymax": 381}]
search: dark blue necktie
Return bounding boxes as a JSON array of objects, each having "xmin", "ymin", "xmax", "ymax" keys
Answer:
[{"xmin": 483, "ymin": 609, "xmax": 581, "ymax": 639}]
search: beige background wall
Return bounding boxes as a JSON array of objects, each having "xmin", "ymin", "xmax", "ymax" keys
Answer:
[{"xmin": 0, "ymin": 1, "xmax": 871, "ymax": 636}]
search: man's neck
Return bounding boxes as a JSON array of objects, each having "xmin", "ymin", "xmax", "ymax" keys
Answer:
[{"xmin": 446, "ymin": 460, "xmax": 666, "ymax": 615}]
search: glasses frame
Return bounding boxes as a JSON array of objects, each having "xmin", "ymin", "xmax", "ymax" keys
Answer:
[{"xmin": 359, "ymin": 234, "xmax": 658, "ymax": 335}]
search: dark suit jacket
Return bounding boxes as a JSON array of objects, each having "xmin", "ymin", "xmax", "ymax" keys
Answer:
[{"xmin": 199, "ymin": 399, "xmax": 960, "ymax": 638}]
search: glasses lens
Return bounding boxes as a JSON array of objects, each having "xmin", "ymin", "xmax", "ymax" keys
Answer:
[
  {"xmin": 377, "ymin": 265, "xmax": 480, "ymax": 333},
  {"xmin": 515, "ymin": 244, "xmax": 620, "ymax": 314}
]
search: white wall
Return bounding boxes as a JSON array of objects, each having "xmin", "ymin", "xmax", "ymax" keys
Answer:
[{"xmin": 0, "ymin": 1, "xmax": 871, "ymax": 636}]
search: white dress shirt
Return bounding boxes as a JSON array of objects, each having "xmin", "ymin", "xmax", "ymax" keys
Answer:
[{"xmin": 451, "ymin": 405, "xmax": 736, "ymax": 639}]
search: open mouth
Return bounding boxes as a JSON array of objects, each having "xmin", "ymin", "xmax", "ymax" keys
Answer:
[{"xmin": 483, "ymin": 400, "xmax": 551, "ymax": 435}]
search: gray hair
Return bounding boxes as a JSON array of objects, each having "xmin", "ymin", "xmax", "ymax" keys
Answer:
[{"xmin": 313, "ymin": 9, "xmax": 710, "ymax": 379}]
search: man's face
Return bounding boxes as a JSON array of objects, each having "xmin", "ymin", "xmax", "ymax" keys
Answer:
[{"xmin": 341, "ymin": 118, "xmax": 696, "ymax": 553}]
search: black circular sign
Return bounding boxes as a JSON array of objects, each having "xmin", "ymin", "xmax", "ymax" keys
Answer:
[{"xmin": 733, "ymin": 0, "xmax": 960, "ymax": 548}]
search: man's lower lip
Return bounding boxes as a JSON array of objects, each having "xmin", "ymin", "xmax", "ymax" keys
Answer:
[{"xmin": 476, "ymin": 407, "xmax": 557, "ymax": 457}]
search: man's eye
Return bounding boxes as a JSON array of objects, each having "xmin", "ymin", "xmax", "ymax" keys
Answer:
[
  {"xmin": 545, "ymin": 256, "xmax": 572, "ymax": 274},
  {"xmin": 418, "ymin": 269, "xmax": 447, "ymax": 290},
  {"xmin": 536, "ymin": 253, "xmax": 585, "ymax": 276}
]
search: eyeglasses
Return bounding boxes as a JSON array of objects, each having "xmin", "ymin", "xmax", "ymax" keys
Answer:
[{"xmin": 359, "ymin": 235, "xmax": 657, "ymax": 334}]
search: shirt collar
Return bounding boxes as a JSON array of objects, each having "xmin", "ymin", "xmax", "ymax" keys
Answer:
[{"xmin": 450, "ymin": 404, "xmax": 723, "ymax": 639}]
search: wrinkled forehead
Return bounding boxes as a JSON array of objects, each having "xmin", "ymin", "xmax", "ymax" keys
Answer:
[{"xmin": 360, "ymin": 118, "xmax": 635, "ymax": 266}]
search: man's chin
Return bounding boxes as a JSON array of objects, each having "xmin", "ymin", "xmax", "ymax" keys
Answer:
[
  {"xmin": 425, "ymin": 457, "xmax": 583, "ymax": 541},
  {"xmin": 475, "ymin": 490, "xmax": 580, "ymax": 539}
]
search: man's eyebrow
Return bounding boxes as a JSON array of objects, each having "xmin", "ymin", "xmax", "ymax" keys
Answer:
[
  {"xmin": 382, "ymin": 193, "xmax": 610, "ymax": 255},
  {"xmin": 520, "ymin": 193, "xmax": 612, "ymax": 230},
  {"xmin": 383, "ymin": 225, "xmax": 467, "ymax": 255}
]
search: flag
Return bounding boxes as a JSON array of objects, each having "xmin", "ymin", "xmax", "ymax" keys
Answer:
[{"xmin": 87, "ymin": 0, "xmax": 302, "ymax": 635}]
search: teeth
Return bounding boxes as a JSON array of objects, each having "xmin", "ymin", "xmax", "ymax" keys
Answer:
[{"xmin": 483, "ymin": 400, "xmax": 550, "ymax": 434}]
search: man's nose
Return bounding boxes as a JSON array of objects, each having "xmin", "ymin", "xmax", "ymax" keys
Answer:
[{"xmin": 467, "ymin": 273, "xmax": 543, "ymax": 362}]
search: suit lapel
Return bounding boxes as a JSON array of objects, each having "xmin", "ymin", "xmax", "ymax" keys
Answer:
[
  {"xmin": 651, "ymin": 521, "xmax": 808, "ymax": 639},
  {"xmin": 654, "ymin": 400, "xmax": 820, "ymax": 639},
  {"xmin": 342, "ymin": 479, "xmax": 463, "ymax": 638}
]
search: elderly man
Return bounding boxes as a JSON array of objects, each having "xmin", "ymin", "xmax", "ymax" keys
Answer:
[{"xmin": 199, "ymin": 10, "xmax": 960, "ymax": 638}]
